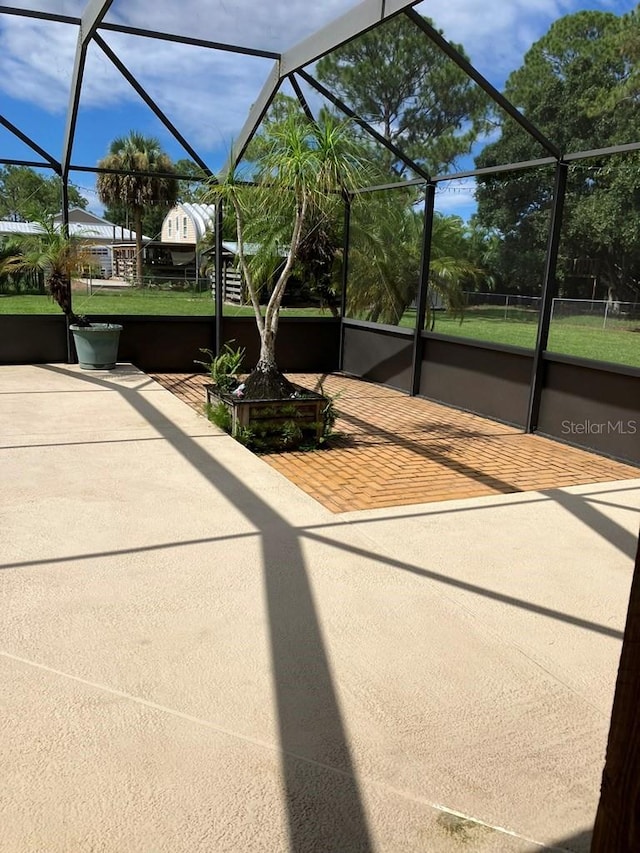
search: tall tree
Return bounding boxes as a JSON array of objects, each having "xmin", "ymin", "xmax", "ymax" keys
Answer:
[
  {"xmin": 0, "ymin": 166, "xmax": 87, "ymax": 222},
  {"xmin": 474, "ymin": 10, "xmax": 640, "ymax": 300},
  {"xmin": 206, "ymin": 112, "xmax": 369, "ymax": 398},
  {"xmin": 316, "ymin": 13, "xmax": 488, "ymax": 177},
  {"xmin": 96, "ymin": 132, "xmax": 178, "ymax": 285}
]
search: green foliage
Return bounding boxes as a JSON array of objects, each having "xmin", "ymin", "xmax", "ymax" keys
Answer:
[
  {"xmin": 96, "ymin": 132, "xmax": 178, "ymax": 285},
  {"xmin": 174, "ymin": 159, "xmax": 208, "ymax": 204},
  {"xmin": 205, "ymin": 401, "xmax": 232, "ymax": 433},
  {"xmin": 205, "ymin": 381, "xmax": 342, "ymax": 453},
  {"xmin": 475, "ymin": 9, "xmax": 640, "ymax": 301},
  {"xmin": 280, "ymin": 420, "xmax": 304, "ymax": 447},
  {"xmin": 348, "ymin": 196, "xmax": 480, "ymax": 324},
  {"xmin": 101, "ymin": 200, "xmax": 166, "ymax": 242},
  {"xmin": 234, "ymin": 425, "xmax": 255, "ymax": 447},
  {"xmin": 316, "ymin": 14, "xmax": 489, "ymax": 177},
  {"xmin": 0, "ymin": 166, "xmax": 87, "ymax": 222},
  {"xmin": 195, "ymin": 341, "xmax": 245, "ymax": 392},
  {"xmin": 0, "ymin": 220, "xmax": 91, "ymax": 320},
  {"xmin": 205, "ymin": 110, "xmax": 371, "ymax": 382}
]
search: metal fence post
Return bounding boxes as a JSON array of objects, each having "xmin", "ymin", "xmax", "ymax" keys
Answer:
[{"xmin": 60, "ymin": 176, "xmax": 74, "ymax": 363}]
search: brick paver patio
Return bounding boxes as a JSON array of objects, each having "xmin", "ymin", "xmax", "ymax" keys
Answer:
[{"xmin": 151, "ymin": 371, "xmax": 639, "ymax": 513}]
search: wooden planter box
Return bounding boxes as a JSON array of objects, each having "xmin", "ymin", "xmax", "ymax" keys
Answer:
[{"xmin": 205, "ymin": 383, "xmax": 327, "ymax": 450}]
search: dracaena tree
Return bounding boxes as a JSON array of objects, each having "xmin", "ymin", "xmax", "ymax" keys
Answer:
[{"xmin": 206, "ymin": 111, "xmax": 369, "ymax": 400}]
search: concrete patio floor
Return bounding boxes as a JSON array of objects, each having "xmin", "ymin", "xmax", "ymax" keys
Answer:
[{"xmin": 1, "ymin": 363, "xmax": 639, "ymax": 852}]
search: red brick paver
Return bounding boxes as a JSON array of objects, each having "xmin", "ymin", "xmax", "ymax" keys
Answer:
[{"xmin": 151, "ymin": 372, "xmax": 639, "ymax": 513}]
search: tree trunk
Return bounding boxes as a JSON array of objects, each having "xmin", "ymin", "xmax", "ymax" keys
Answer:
[
  {"xmin": 241, "ymin": 324, "xmax": 296, "ymax": 400},
  {"xmin": 592, "ymin": 528, "xmax": 640, "ymax": 851},
  {"xmin": 134, "ymin": 206, "xmax": 143, "ymax": 287}
]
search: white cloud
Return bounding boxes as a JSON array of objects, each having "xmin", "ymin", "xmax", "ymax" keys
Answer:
[
  {"xmin": 1, "ymin": 0, "xmax": 636, "ymax": 168},
  {"xmin": 105, "ymin": 0, "xmax": 362, "ymax": 54},
  {"xmin": 0, "ymin": 17, "xmax": 77, "ymax": 113},
  {"xmin": 0, "ymin": 0, "xmax": 363, "ymax": 156},
  {"xmin": 435, "ymin": 179, "xmax": 477, "ymax": 219}
]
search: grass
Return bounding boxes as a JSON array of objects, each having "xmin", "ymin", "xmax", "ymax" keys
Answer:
[
  {"xmin": 385, "ymin": 306, "xmax": 640, "ymax": 369},
  {"xmin": 2, "ymin": 292, "xmax": 638, "ymax": 368},
  {"xmin": 432, "ymin": 310, "xmax": 640, "ymax": 368},
  {"xmin": 0, "ymin": 291, "xmax": 335, "ymax": 318}
]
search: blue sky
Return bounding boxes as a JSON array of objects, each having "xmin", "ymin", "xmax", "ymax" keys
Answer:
[{"xmin": 0, "ymin": 0, "xmax": 637, "ymax": 218}]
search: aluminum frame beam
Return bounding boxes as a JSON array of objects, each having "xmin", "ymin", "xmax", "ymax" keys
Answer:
[
  {"xmin": 0, "ymin": 114, "xmax": 60, "ymax": 170},
  {"xmin": 404, "ymin": 8, "xmax": 561, "ymax": 160},
  {"xmin": 280, "ymin": 0, "xmax": 419, "ymax": 76},
  {"xmin": 0, "ymin": 158, "xmax": 51, "ymax": 168},
  {"xmin": 222, "ymin": 62, "xmax": 282, "ymax": 176},
  {"xmin": 433, "ymin": 157, "xmax": 558, "ymax": 183},
  {"xmin": 93, "ymin": 34, "xmax": 213, "ymax": 177},
  {"xmin": 98, "ymin": 22, "xmax": 280, "ymax": 60},
  {"xmin": 411, "ymin": 182, "xmax": 436, "ymax": 396},
  {"xmin": 215, "ymin": 202, "xmax": 224, "ymax": 356},
  {"xmin": 0, "ymin": 5, "xmax": 78, "ymax": 25},
  {"xmin": 71, "ymin": 164, "xmax": 193, "ymax": 181},
  {"xmin": 526, "ymin": 162, "xmax": 568, "ymax": 433},
  {"xmin": 563, "ymin": 141, "xmax": 640, "ymax": 161},
  {"xmin": 288, "ymin": 74, "xmax": 315, "ymax": 122},
  {"xmin": 61, "ymin": 0, "xmax": 114, "ymax": 177},
  {"xmin": 297, "ymin": 70, "xmax": 431, "ymax": 181},
  {"xmin": 338, "ymin": 194, "xmax": 351, "ymax": 370},
  {"xmin": 351, "ymin": 177, "xmax": 426, "ymax": 195}
]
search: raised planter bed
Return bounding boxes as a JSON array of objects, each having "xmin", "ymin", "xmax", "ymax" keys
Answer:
[{"xmin": 205, "ymin": 383, "xmax": 330, "ymax": 451}]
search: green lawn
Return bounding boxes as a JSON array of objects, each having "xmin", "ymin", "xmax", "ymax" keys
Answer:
[
  {"xmin": 430, "ymin": 311, "xmax": 640, "ymax": 367},
  {"xmin": 3, "ymin": 292, "xmax": 638, "ymax": 368},
  {"xmin": 0, "ymin": 292, "xmax": 333, "ymax": 318},
  {"xmin": 387, "ymin": 306, "xmax": 640, "ymax": 368}
]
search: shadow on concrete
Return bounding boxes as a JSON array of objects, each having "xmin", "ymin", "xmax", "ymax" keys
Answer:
[
  {"xmin": 22, "ymin": 365, "xmax": 637, "ymax": 850},
  {"xmin": 38, "ymin": 364, "xmax": 373, "ymax": 853},
  {"xmin": 302, "ymin": 530, "xmax": 624, "ymax": 640},
  {"xmin": 548, "ymin": 488, "xmax": 639, "ymax": 560}
]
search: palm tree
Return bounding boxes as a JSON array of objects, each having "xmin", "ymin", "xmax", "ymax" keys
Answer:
[
  {"xmin": 0, "ymin": 220, "xmax": 91, "ymax": 324},
  {"xmin": 206, "ymin": 111, "xmax": 369, "ymax": 399},
  {"xmin": 347, "ymin": 197, "xmax": 476, "ymax": 326},
  {"xmin": 96, "ymin": 132, "xmax": 178, "ymax": 286}
]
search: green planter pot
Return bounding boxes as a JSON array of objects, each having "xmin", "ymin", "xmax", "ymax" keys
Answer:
[{"xmin": 70, "ymin": 323, "xmax": 123, "ymax": 370}]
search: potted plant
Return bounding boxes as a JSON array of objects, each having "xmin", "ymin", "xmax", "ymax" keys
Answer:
[
  {"xmin": 197, "ymin": 341, "xmax": 335, "ymax": 451},
  {"xmin": 1, "ymin": 220, "xmax": 122, "ymax": 369}
]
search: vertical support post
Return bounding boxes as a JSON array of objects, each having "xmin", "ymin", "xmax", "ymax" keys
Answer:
[
  {"xmin": 215, "ymin": 201, "xmax": 224, "ymax": 356},
  {"xmin": 60, "ymin": 177, "xmax": 74, "ymax": 363},
  {"xmin": 410, "ymin": 182, "xmax": 436, "ymax": 397},
  {"xmin": 525, "ymin": 161, "xmax": 568, "ymax": 433},
  {"xmin": 592, "ymin": 529, "xmax": 640, "ymax": 850},
  {"xmin": 338, "ymin": 193, "xmax": 351, "ymax": 372}
]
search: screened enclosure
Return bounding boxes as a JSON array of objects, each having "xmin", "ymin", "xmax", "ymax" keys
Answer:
[{"xmin": 1, "ymin": 0, "xmax": 639, "ymax": 461}]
